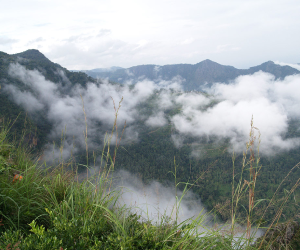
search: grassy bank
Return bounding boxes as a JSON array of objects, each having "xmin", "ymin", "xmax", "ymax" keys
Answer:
[{"xmin": 0, "ymin": 119, "xmax": 300, "ymax": 249}]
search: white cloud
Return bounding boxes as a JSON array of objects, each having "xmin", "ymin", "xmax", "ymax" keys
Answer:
[
  {"xmin": 5, "ymin": 63, "xmax": 164, "ymax": 159},
  {"xmin": 145, "ymin": 111, "xmax": 167, "ymax": 127},
  {"xmin": 115, "ymin": 170, "xmax": 208, "ymax": 223},
  {"xmin": 5, "ymin": 63, "xmax": 300, "ymax": 157},
  {"xmin": 3, "ymin": 85, "xmax": 44, "ymax": 112},
  {"xmin": 156, "ymin": 76, "xmax": 184, "ymax": 91},
  {"xmin": 172, "ymin": 71, "xmax": 300, "ymax": 154},
  {"xmin": 175, "ymin": 92, "xmax": 210, "ymax": 109}
]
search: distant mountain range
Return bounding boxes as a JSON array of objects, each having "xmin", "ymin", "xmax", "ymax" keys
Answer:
[
  {"xmin": 79, "ymin": 60, "xmax": 300, "ymax": 91},
  {"xmin": 72, "ymin": 66, "xmax": 123, "ymax": 74},
  {"xmin": 2, "ymin": 49, "xmax": 300, "ymax": 222},
  {"xmin": 2, "ymin": 49, "xmax": 299, "ymax": 91}
]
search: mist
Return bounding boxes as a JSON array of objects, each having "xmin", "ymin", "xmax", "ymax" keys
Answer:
[
  {"xmin": 86, "ymin": 169, "xmax": 264, "ymax": 241},
  {"xmin": 4, "ymin": 63, "xmax": 300, "ymax": 159},
  {"xmin": 171, "ymin": 72, "xmax": 300, "ymax": 154},
  {"xmin": 4, "ymin": 62, "xmax": 299, "ymax": 235},
  {"xmin": 114, "ymin": 170, "xmax": 208, "ymax": 224},
  {"xmin": 4, "ymin": 63, "xmax": 167, "ymax": 159}
]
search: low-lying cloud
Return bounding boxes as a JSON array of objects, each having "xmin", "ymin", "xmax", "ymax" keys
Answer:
[
  {"xmin": 3, "ymin": 62, "xmax": 300, "ymax": 234},
  {"xmin": 170, "ymin": 72, "xmax": 300, "ymax": 154},
  {"xmin": 4, "ymin": 63, "xmax": 176, "ymax": 159},
  {"xmin": 4, "ymin": 63, "xmax": 300, "ymax": 158},
  {"xmin": 115, "ymin": 170, "xmax": 208, "ymax": 224},
  {"xmin": 87, "ymin": 169, "xmax": 264, "ymax": 240}
]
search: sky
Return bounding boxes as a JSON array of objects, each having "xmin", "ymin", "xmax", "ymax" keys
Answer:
[{"xmin": 1, "ymin": 0, "xmax": 300, "ymax": 70}]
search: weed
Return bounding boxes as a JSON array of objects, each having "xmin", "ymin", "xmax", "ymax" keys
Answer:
[{"xmin": 1, "ymin": 106, "xmax": 300, "ymax": 249}]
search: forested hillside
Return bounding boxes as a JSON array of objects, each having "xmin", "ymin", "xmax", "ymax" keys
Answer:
[
  {"xmin": 0, "ymin": 49, "xmax": 96, "ymax": 147},
  {"xmin": 1, "ymin": 49, "xmax": 300, "ymax": 224}
]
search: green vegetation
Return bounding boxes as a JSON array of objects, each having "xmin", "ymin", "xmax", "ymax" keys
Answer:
[
  {"xmin": 113, "ymin": 118, "xmax": 300, "ymax": 224},
  {"xmin": 0, "ymin": 120, "xmax": 229, "ymax": 249},
  {"xmin": 1, "ymin": 118, "xmax": 300, "ymax": 249},
  {"xmin": 2, "ymin": 49, "xmax": 300, "ymax": 248},
  {"xmin": 1, "ymin": 49, "xmax": 300, "ymax": 225}
]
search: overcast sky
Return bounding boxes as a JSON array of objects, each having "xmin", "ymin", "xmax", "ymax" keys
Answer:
[{"xmin": 1, "ymin": 0, "xmax": 300, "ymax": 70}]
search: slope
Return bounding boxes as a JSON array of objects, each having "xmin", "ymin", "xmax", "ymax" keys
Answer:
[{"xmin": 81, "ymin": 59, "xmax": 300, "ymax": 90}]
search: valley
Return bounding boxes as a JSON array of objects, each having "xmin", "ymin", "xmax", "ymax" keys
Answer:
[{"xmin": 1, "ymin": 49, "xmax": 300, "ymax": 224}]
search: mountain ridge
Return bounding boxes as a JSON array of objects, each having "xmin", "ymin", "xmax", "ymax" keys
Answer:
[
  {"xmin": 0, "ymin": 49, "xmax": 99, "ymax": 147},
  {"xmin": 1, "ymin": 48, "xmax": 300, "ymax": 224},
  {"xmin": 6, "ymin": 49, "xmax": 300, "ymax": 91},
  {"xmin": 79, "ymin": 58, "xmax": 300, "ymax": 91}
]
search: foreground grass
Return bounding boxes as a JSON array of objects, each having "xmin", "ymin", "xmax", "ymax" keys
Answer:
[{"xmin": 1, "ymin": 120, "xmax": 300, "ymax": 249}]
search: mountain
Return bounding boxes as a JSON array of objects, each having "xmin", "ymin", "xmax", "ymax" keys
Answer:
[
  {"xmin": 1, "ymin": 49, "xmax": 300, "ymax": 224},
  {"xmin": 72, "ymin": 66, "xmax": 124, "ymax": 78},
  {"xmin": 14, "ymin": 49, "xmax": 52, "ymax": 63},
  {"xmin": 245, "ymin": 61, "xmax": 299, "ymax": 78},
  {"xmin": 0, "ymin": 49, "xmax": 98, "ymax": 146},
  {"xmin": 82, "ymin": 59, "xmax": 300, "ymax": 90},
  {"xmin": 12, "ymin": 49, "xmax": 96, "ymax": 86}
]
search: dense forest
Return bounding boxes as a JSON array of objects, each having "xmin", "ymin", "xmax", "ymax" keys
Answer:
[{"xmin": 1, "ymin": 49, "xmax": 300, "ymax": 225}]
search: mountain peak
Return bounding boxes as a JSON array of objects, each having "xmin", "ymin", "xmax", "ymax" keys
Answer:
[
  {"xmin": 202, "ymin": 59, "xmax": 214, "ymax": 63},
  {"xmin": 260, "ymin": 60, "xmax": 275, "ymax": 66},
  {"xmin": 196, "ymin": 59, "xmax": 223, "ymax": 67},
  {"xmin": 199, "ymin": 59, "xmax": 217, "ymax": 64},
  {"xmin": 13, "ymin": 49, "xmax": 50, "ymax": 63}
]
